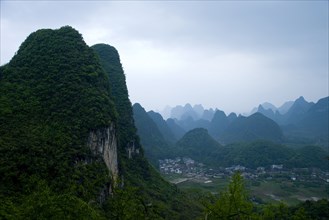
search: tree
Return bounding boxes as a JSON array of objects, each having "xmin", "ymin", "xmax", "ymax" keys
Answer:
[
  {"xmin": 205, "ymin": 172, "xmax": 253, "ymax": 220},
  {"xmin": 261, "ymin": 203, "xmax": 290, "ymax": 220},
  {"xmin": 0, "ymin": 179, "xmax": 105, "ymax": 220},
  {"xmin": 105, "ymin": 186, "xmax": 154, "ymax": 220}
]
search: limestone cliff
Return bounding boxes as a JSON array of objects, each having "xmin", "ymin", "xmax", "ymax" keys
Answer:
[
  {"xmin": 88, "ymin": 124, "xmax": 118, "ymax": 182},
  {"xmin": 126, "ymin": 140, "xmax": 140, "ymax": 159}
]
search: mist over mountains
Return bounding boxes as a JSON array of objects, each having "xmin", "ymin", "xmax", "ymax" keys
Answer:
[
  {"xmin": 133, "ymin": 95, "xmax": 328, "ymax": 170},
  {"xmin": 161, "ymin": 103, "xmax": 216, "ymax": 121},
  {"xmin": 154, "ymin": 96, "xmax": 328, "ymax": 144}
]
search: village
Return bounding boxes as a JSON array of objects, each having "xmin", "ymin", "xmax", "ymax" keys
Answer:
[{"xmin": 159, "ymin": 157, "xmax": 329, "ymax": 185}]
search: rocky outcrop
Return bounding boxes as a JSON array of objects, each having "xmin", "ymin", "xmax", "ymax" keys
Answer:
[
  {"xmin": 126, "ymin": 140, "xmax": 140, "ymax": 159},
  {"xmin": 88, "ymin": 124, "xmax": 118, "ymax": 182}
]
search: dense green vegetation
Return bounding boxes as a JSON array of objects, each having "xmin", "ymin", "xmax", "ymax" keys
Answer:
[
  {"xmin": 92, "ymin": 44, "xmax": 137, "ymax": 155},
  {"xmin": 171, "ymin": 128, "xmax": 327, "ymax": 170},
  {"xmin": 92, "ymin": 44, "xmax": 202, "ymax": 219},
  {"xmin": 176, "ymin": 128, "xmax": 222, "ymax": 164},
  {"xmin": 218, "ymin": 141, "xmax": 328, "ymax": 170},
  {"xmin": 0, "ymin": 26, "xmax": 118, "ymax": 218},
  {"xmin": 220, "ymin": 141, "xmax": 295, "ymax": 168},
  {"xmin": 0, "ymin": 27, "xmax": 202, "ymax": 219},
  {"xmin": 288, "ymin": 145, "xmax": 329, "ymax": 170},
  {"xmin": 132, "ymin": 103, "xmax": 172, "ymax": 165},
  {"xmin": 203, "ymin": 172, "xmax": 254, "ymax": 219}
]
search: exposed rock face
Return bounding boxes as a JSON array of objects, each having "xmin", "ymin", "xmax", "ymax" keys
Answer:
[
  {"xmin": 126, "ymin": 140, "xmax": 139, "ymax": 159},
  {"xmin": 88, "ymin": 124, "xmax": 118, "ymax": 182}
]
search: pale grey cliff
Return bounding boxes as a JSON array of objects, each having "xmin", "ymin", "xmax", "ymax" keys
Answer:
[
  {"xmin": 88, "ymin": 124, "xmax": 118, "ymax": 182},
  {"xmin": 126, "ymin": 140, "xmax": 140, "ymax": 159}
]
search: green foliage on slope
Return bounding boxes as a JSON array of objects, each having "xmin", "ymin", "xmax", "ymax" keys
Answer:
[
  {"xmin": 174, "ymin": 134, "xmax": 328, "ymax": 170},
  {"xmin": 0, "ymin": 178, "xmax": 105, "ymax": 220},
  {"xmin": 0, "ymin": 26, "xmax": 118, "ymax": 217},
  {"xmin": 221, "ymin": 141, "xmax": 295, "ymax": 169},
  {"xmin": 91, "ymin": 44, "xmax": 137, "ymax": 152},
  {"xmin": 132, "ymin": 103, "xmax": 172, "ymax": 165},
  {"xmin": 203, "ymin": 172, "xmax": 253, "ymax": 219},
  {"xmin": 93, "ymin": 44, "xmax": 202, "ymax": 219},
  {"xmin": 176, "ymin": 128, "xmax": 222, "ymax": 165},
  {"xmin": 287, "ymin": 145, "xmax": 329, "ymax": 170},
  {"xmin": 0, "ymin": 27, "xmax": 203, "ymax": 220},
  {"xmin": 221, "ymin": 141, "xmax": 328, "ymax": 170}
]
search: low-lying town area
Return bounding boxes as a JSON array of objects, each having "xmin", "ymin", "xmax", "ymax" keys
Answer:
[{"xmin": 159, "ymin": 157, "xmax": 329, "ymax": 185}]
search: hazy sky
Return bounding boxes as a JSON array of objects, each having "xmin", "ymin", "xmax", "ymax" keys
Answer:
[{"xmin": 1, "ymin": 1, "xmax": 328, "ymax": 114}]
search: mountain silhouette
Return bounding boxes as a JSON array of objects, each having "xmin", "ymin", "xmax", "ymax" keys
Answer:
[
  {"xmin": 176, "ymin": 128, "xmax": 222, "ymax": 164},
  {"xmin": 220, "ymin": 113, "xmax": 284, "ymax": 144}
]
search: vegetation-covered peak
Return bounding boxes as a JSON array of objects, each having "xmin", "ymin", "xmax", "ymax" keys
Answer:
[
  {"xmin": 177, "ymin": 128, "xmax": 221, "ymax": 150},
  {"xmin": 92, "ymin": 43, "xmax": 137, "ymax": 152},
  {"xmin": 0, "ymin": 26, "xmax": 117, "ymax": 205},
  {"xmin": 10, "ymin": 26, "xmax": 84, "ymax": 66},
  {"xmin": 176, "ymin": 128, "xmax": 222, "ymax": 162},
  {"xmin": 182, "ymin": 127, "xmax": 210, "ymax": 137},
  {"xmin": 92, "ymin": 44, "xmax": 120, "ymax": 60}
]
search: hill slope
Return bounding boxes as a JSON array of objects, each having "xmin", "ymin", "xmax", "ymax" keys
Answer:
[
  {"xmin": 0, "ymin": 27, "xmax": 201, "ymax": 219},
  {"xmin": 176, "ymin": 128, "xmax": 222, "ymax": 165},
  {"xmin": 93, "ymin": 44, "xmax": 201, "ymax": 219},
  {"xmin": 298, "ymin": 96, "xmax": 329, "ymax": 137},
  {"xmin": 0, "ymin": 26, "xmax": 118, "ymax": 217},
  {"xmin": 220, "ymin": 113, "xmax": 284, "ymax": 144},
  {"xmin": 148, "ymin": 110, "xmax": 178, "ymax": 144},
  {"xmin": 132, "ymin": 103, "xmax": 171, "ymax": 165}
]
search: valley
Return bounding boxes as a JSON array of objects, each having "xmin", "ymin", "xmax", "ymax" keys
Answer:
[
  {"xmin": 133, "ymin": 95, "xmax": 329, "ymax": 215},
  {"xmin": 160, "ymin": 157, "xmax": 329, "ymax": 205}
]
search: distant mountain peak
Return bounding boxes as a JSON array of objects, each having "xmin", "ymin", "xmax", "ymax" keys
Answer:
[
  {"xmin": 184, "ymin": 103, "xmax": 193, "ymax": 109},
  {"xmin": 258, "ymin": 104, "xmax": 265, "ymax": 111},
  {"xmin": 193, "ymin": 104, "xmax": 204, "ymax": 108},
  {"xmin": 278, "ymin": 101, "xmax": 294, "ymax": 114},
  {"xmin": 296, "ymin": 96, "xmax": 306, "ymax": 103},
  {"xmin": 176, "ymin": 127, "xmax": 222, "ymax": 160},
  {"xmin": 133, "ymin": 102, "xmax": 143, "ymax": 109},
  {"xmin": 261, "ymin": 102, "xmax": 277, "ymax": 111}
]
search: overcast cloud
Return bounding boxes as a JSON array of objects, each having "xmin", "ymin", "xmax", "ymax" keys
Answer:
[{"xmin": 1, "ymin": 1, "xmax": 328, "ymax": 114}]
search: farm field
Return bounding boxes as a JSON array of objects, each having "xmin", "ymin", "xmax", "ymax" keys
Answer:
[{"xmin": 163, "ymin": 174, "xmax": 329, "ymax": 206}]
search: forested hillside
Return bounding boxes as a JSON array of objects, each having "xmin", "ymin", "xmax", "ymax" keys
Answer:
[
  {"xmin": 0, "ymin": 26, "xmax": 118, "ymax": 218},
  {"xmin": 132, "ymin": 103, "xmax": 172, "ymax": 166},
  {"xmin": 92, "ymin": 43, "xmax": 203, "ymax": 219},
  {"xmin": 0, "ymin": 27, "xmax": 201, "ymax": 219},
  {"xmin": 176, "ymin": 128, "xmax": 222, "ymax": 165}
]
